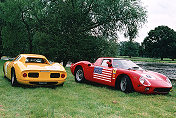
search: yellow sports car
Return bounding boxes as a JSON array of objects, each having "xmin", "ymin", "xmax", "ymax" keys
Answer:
[{"xmin": 3, "ymin": 54, "xmax": 67, "ymax": 87}]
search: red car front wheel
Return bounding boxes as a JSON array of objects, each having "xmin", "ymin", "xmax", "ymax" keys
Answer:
[{"xmin": 120, "ymin": 75, "xmax": 133, "ymax": 93}]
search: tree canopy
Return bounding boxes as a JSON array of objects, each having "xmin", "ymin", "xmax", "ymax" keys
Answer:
[
  {"xmin": 142, "ymin": 26, "xmax": 176, "ymax": 60},
  {"xmin": 0, "ymin": 0, "xmax": 147, "ymax": 66},
  {"xmin": 119, "ymin": 41, "xmax": 141, "ymax": 57}
]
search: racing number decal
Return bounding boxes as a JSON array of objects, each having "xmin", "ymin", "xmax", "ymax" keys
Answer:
[{"xmin": 112, "ymin": 69, "xmax": 117, "ymax": 79}]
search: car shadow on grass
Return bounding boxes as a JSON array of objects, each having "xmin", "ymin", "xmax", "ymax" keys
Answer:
[
  {"xmin": 19, "ymin": 84, "xmax": 64, "ymax": 89},
  {"xmin": 79, "ymin": 80, "xmax": 174, "ymax": 97},
  {"xmin": 2, "ymin": 76, "xmax": 63, "ymax": 89},
  {"xmin": 81, "ymin": 80, "xmax": 142, "ymax": 96}
]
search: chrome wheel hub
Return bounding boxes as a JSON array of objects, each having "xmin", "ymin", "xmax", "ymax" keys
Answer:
[
  {"xmin": 11, "ymin": 73, "xmax": 14, "ymax": 84},
  {"xmin": 120, "ymin": 78, "xmax": 127, "ymax": 91},
  {"xmin": 76, "ymin": 69, "xmax": 83, "ymax": 81}
]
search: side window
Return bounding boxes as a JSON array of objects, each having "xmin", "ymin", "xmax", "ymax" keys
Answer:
[{"xmin": 101, "ymin": 59, "xmax": 110, "ymax": 67}]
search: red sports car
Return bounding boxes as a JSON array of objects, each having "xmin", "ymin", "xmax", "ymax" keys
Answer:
[{"xmin": 70, "ymin": 57, "xmax": 172, "ymax": 94}]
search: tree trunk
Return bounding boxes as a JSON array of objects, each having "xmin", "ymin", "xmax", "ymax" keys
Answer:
[
  {"xmin": 0, "ymin": 31, "xmax": 2, "ymax": 57},
  {"xmin": 28, "ymin": 31, "xmax": 32, "ymax": 53},
  {"xmin": 161, "ymin": 57, "xmax": 163, "ymax": 60},
  {"xmin": 172, "ymin": 58, "xmax": 174, "ymax": 61},
  {"xmin": 128, "ymin": 38, "xmax": 133, "ymax": 58},
  {"xmin": 19, "ymin": 7, "xmax": 33, "ymax": 53}
]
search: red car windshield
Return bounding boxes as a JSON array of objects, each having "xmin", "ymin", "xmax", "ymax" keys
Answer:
[{"xmin": 113, "ymin": 59, "xmax": 142, "ymax": 70}]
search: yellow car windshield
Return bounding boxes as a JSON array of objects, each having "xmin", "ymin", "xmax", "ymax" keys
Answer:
[{"xmin": 25, "ymin": 58, "xmax": 46, "ymax": 63}]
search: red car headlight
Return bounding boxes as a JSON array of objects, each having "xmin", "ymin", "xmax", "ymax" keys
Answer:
[
  {"xmin": 139, "ymin": 76, "xmax": 151, "ymax": 86},
  {"xmin": 166, "ymin": 78, "xmax": 172, "ymax": 85}
]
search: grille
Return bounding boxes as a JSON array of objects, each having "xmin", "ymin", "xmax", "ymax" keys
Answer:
[
  {"xmin": 154, "ymin": 88, "xmax": 172, "ymax": 92},
  {"xmin": 28, "ymin": 73, "xmax": 39, "ymax": 78},
  {"xmin": 50, "ymin": 73, "xmax": 60, "ymax": 78},
  {"xmin": 29, "ymin": 82, "xmax": 58, "ymax": 85}
]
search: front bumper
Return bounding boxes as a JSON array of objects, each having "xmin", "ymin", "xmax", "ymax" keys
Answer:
[{"xmin": 136, "ymin": 86, "xmax": 172, "ymax": 94}]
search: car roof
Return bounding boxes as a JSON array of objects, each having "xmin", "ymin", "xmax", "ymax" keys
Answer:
[{"xmin": 20, "ymin": 54, "xmax": 46, "ymax": 58}]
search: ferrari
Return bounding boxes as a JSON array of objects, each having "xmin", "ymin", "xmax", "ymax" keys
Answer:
[
  {"xmin": 3, "ymin": 54, "xmax": 67, "ymax": 86},
  {"xmin": 70, "ymin": 57, "xmax": 172, "ymax": 94}
]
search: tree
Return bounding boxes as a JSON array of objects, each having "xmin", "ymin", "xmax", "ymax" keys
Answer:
[
  {"xmin": 32, "ymin": 32, "xmax": 118, "ymax": 66},
  {"xmin": 0, "ymin": 0, "xmax": 147, "ymax": 66},
  {"xmin": 0, "ymin": 17, "xmax": 3, "ymax": 58},
  {"xmin": 0, "ymin": 35, "xmax": 2, "ymax": 58},
  {"xmin": 119, "ymin": 41, "xmax": 140, "ymax": 57},
  {"xmin": 0, "ymin": 0, "xmax": 38, "ymax": 56},
  {"xmin": 34, "ymin": 0, "xmax": 147, "ymax": 65},
  {"xmin": 142, "ymin": 26, "xmax": 176, "ymax": 60},
  {"xmin": 168, "ymin": 40, "xmax": 176, "ymax": 61}
]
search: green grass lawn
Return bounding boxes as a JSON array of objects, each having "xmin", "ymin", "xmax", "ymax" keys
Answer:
[
  {"xmin": 117, "ymin": 56, "xmax": 176, "ymax": 64},
  {"xmin": 0, "ymin": 60, "xmax": 176, "ymax": 118}
]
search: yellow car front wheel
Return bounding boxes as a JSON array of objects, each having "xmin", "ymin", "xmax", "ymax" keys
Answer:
[
  {"xmin": 3, "ymin": 66, "xmax": 6, "ymax": 78},
  {"xmin": 11, "ymin": 69, "xmax": 19, "ymax": 87}
]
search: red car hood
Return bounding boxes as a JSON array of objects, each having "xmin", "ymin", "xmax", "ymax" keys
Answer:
[{"xmin": 133, "ymin": 70, "xmax": 172, "ymax": 88}]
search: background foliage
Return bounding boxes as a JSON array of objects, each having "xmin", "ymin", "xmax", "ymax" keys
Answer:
[
  {"xmin": 142, "ymin": 26, "xmax": 176, "ymax": 61},
  {"xmin": 0, "ymin": 0, "xmax": 146, "ymax": 66},
  {"xmin": 119, "ymin": 41, "xmax": 141, "ymax": 57}
]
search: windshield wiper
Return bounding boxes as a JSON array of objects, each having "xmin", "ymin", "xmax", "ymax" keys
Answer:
[
  {"xmin": 132, "ymin": 67, "xmax": 139, "ymax": 70},
  {"xmin": 128, "ymin": 67, "xmax": 139, "ymax": 70}
]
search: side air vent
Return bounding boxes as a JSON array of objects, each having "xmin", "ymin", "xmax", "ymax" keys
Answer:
[{"xmin": 154, "ymin": 88, "xmax": 172, "ymax": 92}]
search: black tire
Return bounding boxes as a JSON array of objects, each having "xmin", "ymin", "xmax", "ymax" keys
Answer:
[
  {"xmin": 11, "ymin": 69, "xmax": 18, "ymax": 87},
  {"xmin": 120, "ymin": 75, "xmax": 133, "ymax": 93},
  {"xmin": 58, "ymin": 83, "xmax": 64, "ymax": 87},
  {"xmin": 74, "ymin": 67, "xmax": 85, "ymax": 83}
]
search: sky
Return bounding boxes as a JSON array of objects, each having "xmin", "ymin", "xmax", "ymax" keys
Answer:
[{"xmin": 121, "ymin": 0, "xmax": 176, "ymax": 43}]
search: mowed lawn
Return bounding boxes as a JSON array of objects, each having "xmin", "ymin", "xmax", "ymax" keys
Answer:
[{"xmin": 0, "ymin": 60, "xmax": 176, "ymax": 118}]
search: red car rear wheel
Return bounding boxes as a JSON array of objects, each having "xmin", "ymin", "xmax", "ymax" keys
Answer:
[{"xmin": 75, "ymin": 67, "xmax": 85, "ymax": 83}]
